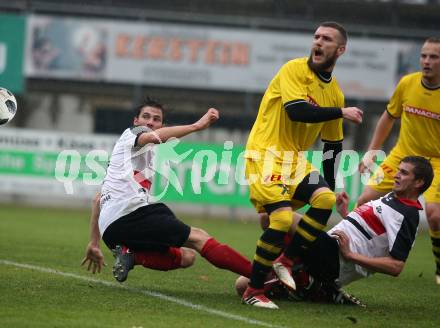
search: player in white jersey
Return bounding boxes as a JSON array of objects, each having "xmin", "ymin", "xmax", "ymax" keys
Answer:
[
  {"xmin": 235, "ymin": 156, "xmax": 433, "ymax": 305},
  {"xmin": 82, "ymin": 98, "xmax": 252, "ymax": 281}
]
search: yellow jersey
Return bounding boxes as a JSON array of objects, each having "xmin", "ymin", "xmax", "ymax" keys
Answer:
[
  {"xmin": 245, "ymin": 57, "xmax": 344, "ymax": 163},
  {"xmin": 388, "ymin": 72, "xmax": 440, "ymax": 158}
]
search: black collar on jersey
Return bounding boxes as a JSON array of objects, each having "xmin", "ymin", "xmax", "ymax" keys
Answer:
[
  {"xmin": 307, "ymin": 57, "xmax": 333, "ymax": 83},
  {"xmin": 317, "ymin": 70, "xmax": 332, "ymax": 83},
  {"xmin": 421, "ymin": 79, "xmax": 440, "ymax": 90}
]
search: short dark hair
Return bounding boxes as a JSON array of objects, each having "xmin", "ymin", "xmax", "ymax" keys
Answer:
[
  {"xmin": 401, "ymin": 156, "xmax": 434, "ymax": 194},
  {"xmin": 134, "ymin": 97, "xmax": 165, "ymax": 118},
  {"xmin": 319, "ymin": 21, "xmax": 348, "ymax": 45},
  {"xmin": 425, "ymin": 37, "xmax": 440, "ymax": 44}
]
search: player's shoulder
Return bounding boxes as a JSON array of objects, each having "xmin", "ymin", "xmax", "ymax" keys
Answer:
[
  {"xmin": 282, "ymin": 57, "xmax": 309, "ymax": 71},
  {"xmin": 377, "ymin": 191, "xmax": 393, "ymax": 203},
  {"xmin": 124, "ymin": 126, "xmax": 150, "ymax": 137},
  {"xmin": 119, "ymin": 127, "xmax": 134, "ymax": 138},
  {"xmin": 380, "ymin": 192, "xmax": 422, "ymax": 215},
  {"xmin": 398, "ymin": 71, "xmax": 422, "ymax": 86},
  {"xmin": 280, "ymin": 57, "xmax": 313, "ymax": 81},
  {"xmin": 116, "ymin": 127, "xmax": 138, "ymax": 145}
]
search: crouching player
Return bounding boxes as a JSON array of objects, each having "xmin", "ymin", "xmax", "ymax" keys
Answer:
[
  {"xmin": 81, "ymin": 99, "xmax": 252, "ymax": 281},
  {"xmin": 237, "ymin": 156, "xmax": 433, "ymax": 307}
]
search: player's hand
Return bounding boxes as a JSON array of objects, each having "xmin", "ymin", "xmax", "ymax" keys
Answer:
[
  {"xmin": 331, "ymin": 230, "xmax": 352, "ymax": 259},
  {"xmin": 81, "ymin": 242, "xmax": 106, "ymax": 274},
  {"xmin": 341, "ymin": 107, "xmax": 363, "ymax": 124},
  {"xmin": 336, "ymin": 192, "xmax": 350, "ymax": 218},
  {"xmin": 193, "ymin": 108, "xmax": 219, "ymax": 131},
  {"xmin": 359, "ymin": 151, "xmax": 377, "ymax": 174}
]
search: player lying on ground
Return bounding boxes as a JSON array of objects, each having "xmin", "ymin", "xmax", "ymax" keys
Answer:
[
  {"xmin": 81, "ymin": 99, "xmax": 252, "ymax": 281},
  {"xmin": 238, "ymin": 156, "xmax": 433, "ymax": 308}
]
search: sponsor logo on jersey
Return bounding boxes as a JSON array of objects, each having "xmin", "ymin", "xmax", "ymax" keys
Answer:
[
  {"xmin": 404, "ymin": 105, "xmax": 440, "ymax": 121},
  {"xmin": 270, "ymin": 174, "xmax": 282, "ymax": 182},
  {"xmin": 101, "ymin": 193, "xmax": 111, "ymax": 206}
]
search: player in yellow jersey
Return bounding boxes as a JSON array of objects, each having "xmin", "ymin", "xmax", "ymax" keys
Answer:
[
  {"xmin": 358, "ymin": 37, "xmax": 440, "ymax": 284},
  {"xmin": 242, "ymin": 22, "xmax": 363, "ymax": 309}
]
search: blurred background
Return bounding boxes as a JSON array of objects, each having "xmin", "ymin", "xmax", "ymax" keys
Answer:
[{"xmin": 0, "ymin": 0, "xmax": 439, "ymax": 218}]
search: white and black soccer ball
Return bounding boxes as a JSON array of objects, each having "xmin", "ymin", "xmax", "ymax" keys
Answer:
[{"xmin": 0, "ymin": 87, "xmax": 18, "ymax": 126}]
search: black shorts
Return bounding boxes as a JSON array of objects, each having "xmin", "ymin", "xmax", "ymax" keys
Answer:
[
  {"xmin": 301, "ymin": 232, "xmax": 340, "ymax": 283},
  {"xmin": 102, "ymin": 203, "xmax": 191, "ymax": 252}
]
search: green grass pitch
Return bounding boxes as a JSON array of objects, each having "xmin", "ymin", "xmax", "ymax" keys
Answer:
[{"xmin": 0, "ymin": 204, "xmax": 439, "ymax": 327}]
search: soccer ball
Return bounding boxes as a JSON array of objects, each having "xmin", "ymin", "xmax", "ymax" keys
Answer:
[{"xmin": 0, "ymin": 87, "xmax": 18, "ymax": 126}]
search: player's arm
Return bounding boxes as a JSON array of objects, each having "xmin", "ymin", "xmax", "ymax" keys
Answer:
[
  {"xmin": 331, "ymin": 230, "xmax": 404, "ymax": 276},
  {"xmin": 343, "ymin": 252, "xmax": 404, "ymax": 277},
  {"xmin": 81, "ymin": 193, "xmax": 106, "ymax": 274},
  {"xmin": 335, "ymin": 191, "xmax": 350, "ymax": 218},
  {"xmin": 321, "ymin": 110, "xmax": 344, "ymax": 190},
  {"xmin": 359, "ymin": 111, "xmax": 396, "ymax": 173},
  {"xmin": 322, "ymin": 141, "xmax": 342, "ymax": 191},
  {"xmin": 279, "ymin": 62, "xmax": 362, "ymax": 124},
  {"xmin": 284, "ymin": 101, "xmax": 363, "ymax": 124},
  {"xmin": 137, "ymin": 108, "xmax": 219, "ymax": 146}
]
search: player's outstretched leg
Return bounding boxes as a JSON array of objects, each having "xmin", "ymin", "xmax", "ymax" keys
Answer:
[
  {"xmin": 112, "ymin": 245, "xmax": 134, "ymax": 282},
  {"xmin": 134, "ymin": 247, "xmax": 196, "ymax": 271},
  {"xmin": 184, "ymin": 227, "xmax": 253, "ymax": 278},
  {"xmin": 112, "ymin": 246, "xmax": 196, "ymax": 282}
]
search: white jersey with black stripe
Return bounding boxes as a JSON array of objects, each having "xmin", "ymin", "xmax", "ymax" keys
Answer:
[
  {"xmin": 99, "ymin": 127, "xmax": 155, "ymax": 236},
  {"xmin": 328, "ymin": 192, "xmax": 423, "ymax": 286}
]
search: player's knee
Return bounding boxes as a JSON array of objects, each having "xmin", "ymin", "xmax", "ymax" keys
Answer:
[
  {"xmin": 259, "ymin": 213, "xmax": 269, "ymax": 230},
  {"xmin": 427, "ymin": 212, "xmax": 440, "ymax": 223},
  {"xmin": 310, "ymin": 190, "xmax": 336, "ymax": 210},
  {"xmin": 186, "ymin": 227, "xmax": 211, "ymax": 251},
  {"xmin": 427, "ymin": 204, "xmax": 440, "ymax": 218},
  {"xmin": 268, "ymin": 210, "xmax": 293, "ymax": 232},
  {"xmin": 190, "ymin": 227, "xmax": 211, "ymax": 241},
  {"xmin": 427, "ymin": 205, "xmax": 440, "ymax": 230},
  {"xmin": 180, "ymin": 248, "xmax": 196, "ymax": 268},
  {"xmin": 290, "ymin": 212, "xmax": 302, "ymax": 234},
  {"xmin": 235, "ymin": 276, "xmax": 249, "ymax": 297}
]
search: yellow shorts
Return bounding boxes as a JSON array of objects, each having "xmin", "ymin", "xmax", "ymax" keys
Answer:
[
  {"xmin": 245, "ymin": 157, "xmax": 318, "ymax": 213},
  {"xmin": 368, "ymin": 153, "xmax": 440, "ymax": 203}
]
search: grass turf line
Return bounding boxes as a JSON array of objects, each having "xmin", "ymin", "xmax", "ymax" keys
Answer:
[{"xmin": 0, "ymin": 259, "xmax": 283, "ymax": 328}]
